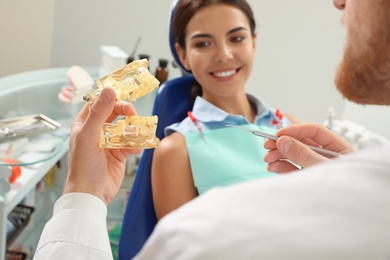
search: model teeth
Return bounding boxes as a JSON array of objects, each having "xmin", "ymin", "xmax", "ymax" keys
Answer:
[
  {"xmin": 83, "ymin": 59, "xmax": 160, "ymax": 103},
  {"xmin": 213, "ymin": 70, "xmax": 236, "ymax": 78},
  {"xmin": 99, "ymin": 115, "xmax": 159, "ymax": 149}
]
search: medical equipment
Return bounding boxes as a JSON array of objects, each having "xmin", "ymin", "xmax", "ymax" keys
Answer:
[
  {"xmin": 99, "ymin": 45, "xmax": 129, "ymax": 78},
  {"xmin": 227, "ymin": 125, "xmax": 343, "ymax": 158},
  {"xmin": 0, "ymin": 114, "xmax": 61, "ymax": 143},
  {"xmin": 324, "ymin": 107, "xmax": 389, "ymax": 150},
  {"xmin": 187, "ymin": 111, "xmax": 204, "ymax": 140}
]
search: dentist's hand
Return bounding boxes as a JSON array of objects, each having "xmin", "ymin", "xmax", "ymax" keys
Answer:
[
  {"xmin": 264, "ymin": 123, "xmax": 354, "ymax": 173},
  {"xmin": 63, "ymin": 88, "xmax": 141, "ymax": 205}
]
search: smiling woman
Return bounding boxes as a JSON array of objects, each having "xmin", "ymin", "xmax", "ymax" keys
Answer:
[
  {"xmin": 151, "ymin": 0, "xmax": 301, "ymax": 221},
  {"xmin": 176, "ymin": 3, "xmax": 257, "ymax": 101}
]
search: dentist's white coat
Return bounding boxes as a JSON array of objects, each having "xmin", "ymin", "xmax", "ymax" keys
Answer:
[{"xmin": 34, "ymin": 144, "xmax": 390, "ymax": 259}]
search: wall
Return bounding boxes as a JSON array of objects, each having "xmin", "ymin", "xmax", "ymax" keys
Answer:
[
  {"xmin": 0, "ymin": 0, "xmax": 347, "ymax": 123},
  {"xmin": 248, "ymin": 0, "xmax": 346, "ymax": 122},
  {"xmin": 50, "ymin": 0, "xmax": 178, "ymax": 78},
  {"xmin": 0, "ymin": 0, "xmax": 55, "ymax": 77}
]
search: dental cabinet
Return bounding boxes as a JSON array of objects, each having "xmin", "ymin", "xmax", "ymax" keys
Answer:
[{"xmin": 0, "ymin": 68, "xmax": 95, "ymax": 258}]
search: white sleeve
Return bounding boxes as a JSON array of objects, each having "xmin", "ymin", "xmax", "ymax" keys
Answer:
[
  {"xmin": 33, "ymin": 193, "xmax": 113, "ymax": 260},
  {"xmin": 134, "ymin": 145, "xmax": 390, "ymax": 259}
]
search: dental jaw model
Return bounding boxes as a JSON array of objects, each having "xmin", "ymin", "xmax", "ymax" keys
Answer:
[
  {"xmin": 100, "ymin": 115, "xmax": 159, "ymax": 149},
  {"xmin": 83, "ymin": 59, "xmax": 160, "ymax": 103},
  {"xmin": 84, "ymin": 59, "xmax": 160, "ymax": 149}
]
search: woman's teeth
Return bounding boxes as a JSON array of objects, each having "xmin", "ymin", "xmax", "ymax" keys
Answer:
[{"xmin": 213, "ymin": 70, "xmax": 236, "ymax": 78}]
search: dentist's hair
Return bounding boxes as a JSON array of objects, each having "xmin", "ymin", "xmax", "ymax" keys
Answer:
[{"xmin": 172, "ymin": 0, "xmax": 256, "ymax": 50}]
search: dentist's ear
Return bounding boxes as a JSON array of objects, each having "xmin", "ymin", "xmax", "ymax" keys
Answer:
[{"xmin": 175, "ymin": 43, "xmax": 191, "ymax": 71}]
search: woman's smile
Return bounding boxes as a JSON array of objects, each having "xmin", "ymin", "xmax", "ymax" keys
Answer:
[{"xmin": 210, "ymin": 68, "xmax": 241, "ymax": 81}]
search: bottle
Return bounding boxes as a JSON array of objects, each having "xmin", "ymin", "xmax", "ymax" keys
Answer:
[
  {"xmin": 155, "ymin": 59, "xmax": 169, "ymax": 84},
  {"xmin": 138, "ymin": 54, "xmax": 150, "ymax": 69},
  {"xmin": 127, "ymin": 55, "xmax": 134, "ymax": 64}
]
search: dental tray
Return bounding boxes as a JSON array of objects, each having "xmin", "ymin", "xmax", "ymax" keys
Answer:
[{"xmin": 0, "ymin": 114, "xmax": 61, "ymax": 143}]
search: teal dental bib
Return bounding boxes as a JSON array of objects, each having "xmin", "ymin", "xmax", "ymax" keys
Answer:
[{"xmin": 185, "ymin": 124, "xmax": 277, "ymax": 195}]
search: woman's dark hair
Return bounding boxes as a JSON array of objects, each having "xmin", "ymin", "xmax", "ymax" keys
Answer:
[
  {"xmin": 172, "ymin": 0, "xmax": 256, "ymax": 103},
  {"xmin": 173, "ymin": 0, "xmax": 256, "ymax": 50}
]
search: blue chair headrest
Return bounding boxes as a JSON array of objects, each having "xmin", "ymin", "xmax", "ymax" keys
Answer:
[
  {"xmin": 169, "ymin": 0, "xmax": 192, "ymax": 74},
  {"xmin": 118, "ymin": 75, "xmax": 196, "ymax": 260}
]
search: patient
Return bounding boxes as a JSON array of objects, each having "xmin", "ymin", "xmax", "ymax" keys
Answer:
[{"xmin": 151, "ymin": 0, "xmax": 300, "ymax": 220}]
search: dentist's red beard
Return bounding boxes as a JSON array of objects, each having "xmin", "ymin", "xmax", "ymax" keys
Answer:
[{"xmin": 334, "ymin": 5, "xmax": 390, "ymax": 105}]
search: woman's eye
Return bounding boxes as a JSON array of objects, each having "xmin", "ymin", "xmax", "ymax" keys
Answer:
[
  {"xmin": 194, "ymin": 41, "xmax": 210, "ymax": 48},
  {"xmin": 231, "ymin": 36, "xmax": 244, "ymax": 43}
]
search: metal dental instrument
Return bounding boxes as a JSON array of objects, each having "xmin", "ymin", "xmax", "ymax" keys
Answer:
[{"xmin": 226, "ymin": 125, "xmax": 342, "ymax": 158}]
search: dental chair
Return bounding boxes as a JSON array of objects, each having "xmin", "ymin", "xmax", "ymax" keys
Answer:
[{"xmin": 118, "ymin": 1, "xmax": 194, "ymax": 259}]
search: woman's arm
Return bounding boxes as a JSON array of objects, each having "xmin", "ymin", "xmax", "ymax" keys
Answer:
[{"xmin": 152, "ymin": 132, "xmax": 198, "ymax": 220}]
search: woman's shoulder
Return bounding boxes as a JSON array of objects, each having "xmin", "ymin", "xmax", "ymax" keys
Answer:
[{"xmin": 155, "ymin": 132, "xmax": 187, "ymax": 156}]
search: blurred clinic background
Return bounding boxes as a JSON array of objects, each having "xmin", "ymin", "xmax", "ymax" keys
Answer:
[
  {"xmin": 3, "ymin": 0, "xmax": 389, "ymax": 140},
  {"xmin": 1, "ymin": 1, "xmax": 389, "ymax": 258},
  {"xmin": 0, "ymin": 0, "xmax": 346, "ymax": 123}
]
